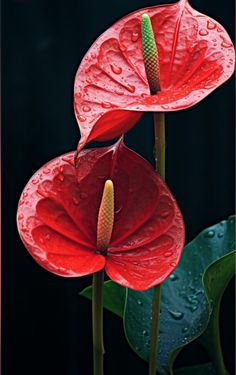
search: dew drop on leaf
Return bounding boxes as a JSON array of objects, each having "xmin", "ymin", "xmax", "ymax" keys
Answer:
[
  {"xmin": 168, "ymin": 310, "xmax": 184, "ymax": 320},
  {"xmin": 169, "ymin": 273, "xmax": 178, "ymax": 281},
  {"xmin": 137, "ymin": 299, "xmax": 143, "ymax": 306},
  {"xmin": 205, "ymin": 230, "xmax": 215, "ymax": 238}
]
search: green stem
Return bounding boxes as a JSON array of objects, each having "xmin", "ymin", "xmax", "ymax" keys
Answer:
[
  {"xmin": 199, "ymin": 302, "xmax": 227, "ymax": 375},
  {"xmin": 149, "ymin": 112, "xmax": 165, "ymax": 375},
  {"xmin": 92, "ymin": 270, "xmax": 104, "ymax": 375}
]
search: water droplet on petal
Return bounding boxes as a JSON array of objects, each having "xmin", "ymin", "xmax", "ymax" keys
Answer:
[
  {"xmin": 137, "ymin": 299, "xmax": 143, "ymax": 306},
  {"xmin": 164, "ymin": 251, "xmax": 172, "ymax": 257},
  {"xmin": 18, "ymin": 214, "xmax": 24, "ymax": 220},
  {"xmin": 110, "ymin": 64, "xmax": 122, "ymax": 74},
  {"xmin": 207, "ymin": 20, "xmax": 216, "ymax": 30},
  {"xmin": 126, "ymin": 84, "xmax": 135, "ymax": 93},
  {"xmin": 83, "ymin": 105, "xmax": 91, "ymax": 112},
  {"xmin": 102, "ymin": 102, "xmax": 112, "ymax": 109},
  {"xmin": 58, "ymin": 173, "xmax": 64, "ymax": 182},
  {"xmin": 131, "ymin": 32, "xmax": 139, "ymax": 42},
  {"xmin": 205, "ymin": 230, "xmax": 215, "ymax": 238},
  {"xmin": 72, "ymin": 197, "xmax": 80, "ymax": 205},
  {"xmin": 43, "ymin": 168, "xmax": 51, "ymax": 174},
  {"xmin": 115, "ymin": 89, "xmax": 124, "ymax": 96},
  {"xmin": 80, "ymin": 192, "xmax": 88, "ymax": 199},
  {"xmin": 120, "ymin": 44, "xmax": 127, "ymax": 52},
  {"xmin": 169, "ymin": 310, "xmax": 184, "ymax": 320},
  {"xmin": 199, "ymin": 28, "xmax": 209, "ymax": 36},
  {"xmin": 32, "ymin": 179, "xmax": 39, "ymax": 185},
  {"xmin": 23, "ymin": 192, "xmax": 28, "ymax": 198},
  {"xmin": 160, "ymin": 210, "xmax": 169, "ymax": 218},
  {"xmin": 39, "ymin": 237, "xmax": 45, "ymax": 244},
  {"xmin": 45, "ymin": 234, "xmax": 51, "ymax": 241},
  {"xmin": 221, "ymin": 38, "xmax": 232, "ymax": 48},
  {"xmin": 78, "ymin": 115, "xmax": 86, "ymax": 122},
  {"xmin": 59, "ymin": 166, "xmax": 64, "ymax": 173}
]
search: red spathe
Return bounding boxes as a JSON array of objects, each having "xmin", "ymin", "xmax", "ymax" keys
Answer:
[
  {"xmin": 17, "ymin": 139, "xmax": 185, "ymax": 290},
  {"xmin": 74, "ymin": 0, "xmax": 235, "ymax": 152}
]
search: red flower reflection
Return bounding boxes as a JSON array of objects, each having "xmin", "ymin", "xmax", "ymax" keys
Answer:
[
  {"xmin": 74, "ymin": 0, "xmax": 235, "ymax": 152},
  {"xmin": 17, "ymin": 140, "xmax": 184, "ymax": 290}
]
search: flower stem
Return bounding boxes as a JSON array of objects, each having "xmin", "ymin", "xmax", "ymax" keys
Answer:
[
  {"xmin": 92, "ymin": 269, "xmax": 104, "ymax": 375},
  {"xmin": 149, "ymin": 112, "xmax": 165, "ymax": 375}
]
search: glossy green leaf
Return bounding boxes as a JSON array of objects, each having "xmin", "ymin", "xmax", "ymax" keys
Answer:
[
  {"xmin": 174, "ymin": 363, "xmax": 216, "ymax": 375},
  {"xmin": 124, "ymin": 216, "xmax": 235, "ymax": 374},
  {"xmin": 198, "ymin": 251, "xmax": 235, "ymax": 374},
  {"xmin": 80, "ymin": 280, "xmax": 126, "ymax": 318}
]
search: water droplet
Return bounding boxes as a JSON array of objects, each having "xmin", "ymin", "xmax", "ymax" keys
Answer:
[
  {"xmin": 115, "ymin": 88, "xmax": 124, "ymax": 96},
  {"xmin": 170, "ymin": 262, "xmax": 177, "ymax": 267},
  {"xmin": 207, "ymin": 20, "xmax": 216, "ymax": 30},
  {"xmin": 142, "ymin": 330, "xmax": 148, "ymax": 336},
  {"xmin": 80, "ymin": 192, "xmax": 88, "ymax": 199},
  {"xmin": 160, "ymin": 210, "xmax": 169, "ymax": 218},
  {"xmin": 205, "ymin": 230, "xmax": 215, "ymax": 238},
  {"xmin": 169, "ymin": 310, "xmax": 184, "ymax": 320},
  {"xmin": 72, "ymin": 197, "xmax": 80, "ymax": 205},
  {"xmin": 82, "ymin": 105, "xmax": 91, "ymax": 112},
  {"xmin": 58, "ymin": 173, "xmax": 64, "ymax": 182},
  {"xmin": 78, "ymin": 115, "xmax": 86, "ymax": 122},
  {"xmin": 182, "ymin": 327, "xmax": 188, "ymax": 333},
  {"xmin": 43, "ymin": 168, "xmax": 51, "ymax": 174},
  {"xmin": 137, "ymin": 299, "xmax": 143, "ymax": 306},
  {"xmin": 91, "ymin": 52, "xmax": 97, "ymax": 59},
  {"xmin": 110, "ymin": 64, "xmax": 122, "ymax": 74},
  {"xmin": 161, "ymin": 104, "xmax": 169, "ymax": 110},
  {"xmin": 217, "ymin": 26, "xmax": 223, "ymax": 32},
  {"xmin": 102, "ymin": 102, "xmax": 112, "ymax": 109},
  {"xmin": 126, "ymin": 84, "xmax": 135, "ymax": 93},
  {"xmin": 120, "ymin": 44, "xmax": 127, "ymax": 52},
  {"xmin": 59, "ymin": 166, "xmax": 64, "ymax": 173},
  {"xmin": 18, "ymin": 214, "xmax": 24, "ymax": 220},
  {"xmin": 199, "ymin": 28, "xmax": 209, "ymax": 36},
  {"xmin": 32, "ymin": 179, "xmax": 39, "ymax": 185},
  {"xmin": 169, "ymin": 273, "xmax": 178, "ymax": 281},
  {"xmin": 39, "ymin": 237, "xmax": 45, "ymax": 244},
  {"xmin": 23, "ymin": 192, "xmax": 28, "ymax": 198},
  {"xmin": 164, "ymin": 251, "xmax": 172, "ymax": 258},
  {"xmin": 131, "ymin": 32, "xmax": 139, "ymax": 42},
  {"xmin": 45, "ymin": 234, "xmax": 51, "ymax": 241},
  {"xmin": 221, "ymin": 38, "xmax": 232, "ymax": 48},
  {"xmin": 217, "ymin": 232, "xmax": 224, "ymax": 238}
]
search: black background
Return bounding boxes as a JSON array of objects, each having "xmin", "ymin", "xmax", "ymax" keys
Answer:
[{"xmin": 2, "ymin": 0, "xmax": 235, "ymax": 374}]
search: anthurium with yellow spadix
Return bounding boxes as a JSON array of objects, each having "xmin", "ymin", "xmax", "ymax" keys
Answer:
[{"xmin": 17, "ymin": 139, "xmax": 185, "ymax": 290}]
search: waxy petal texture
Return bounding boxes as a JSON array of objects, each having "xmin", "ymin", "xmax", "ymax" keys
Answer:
[
  {"xmin": 17, "ymin": 140, "xmax": 184, "ymax": 289},
  {"xmin": 74, "ymin": 0, "xmax": 235, "ymax": 152}
]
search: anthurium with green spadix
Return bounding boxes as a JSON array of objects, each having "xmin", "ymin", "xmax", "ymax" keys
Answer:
[
  {"xmin": 17, "ymin": 139, "xmax": 185, "ymax": 290},
  {"xmin": 74, "ymin": 0, "xmax": 235, "ymax": 152}
]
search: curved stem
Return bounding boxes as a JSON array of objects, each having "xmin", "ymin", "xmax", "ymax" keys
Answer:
[
  {"xmin": 92, "ymin": 269, "xmax": 104, "ymax": 375},
  {"xmin": 149, "ymin": 112, "xmax": 165, "ymax": 375}
]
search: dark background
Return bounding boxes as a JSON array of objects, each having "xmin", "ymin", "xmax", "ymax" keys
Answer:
[{"xmin": 2, "ymin": 0, "xmax": 235, "ymax": 374}]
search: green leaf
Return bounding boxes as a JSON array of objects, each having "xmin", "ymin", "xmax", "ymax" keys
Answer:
[
  {"xmin": 174, "ymin": 363, "xmax": 216, "ymax": 375},
  {"xmin": 198, "ymin": 251, "xmax": 235, "ymax": 374},
  {"xmin": 80, "ymin": 280, "xmax": 126, "ymax": 318},
  {"xmin": 124, "ymin": 216, "xmax": 235, "ymax": 374}
]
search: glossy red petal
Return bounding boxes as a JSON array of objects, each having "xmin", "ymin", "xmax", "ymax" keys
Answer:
[
  {"xmin": 17, "ymin": 152, "xmax": 105, "ymax": 277},
  {"xmin": 17, "ymin": 139, "xmax": 184, "ymax": 285},
  {"xmin": 74, "ymin": 0, "xmax": 235, "ymax": 151},
  {"xmin": 106, "ymin": 213, "xmax": 184, "ymax": 290}
]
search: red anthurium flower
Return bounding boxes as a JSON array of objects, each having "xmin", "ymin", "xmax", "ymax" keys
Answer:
[
  {"xmin": 17, "ymin": 139, "xmax": 184, "ymax": 290},
  {"xmin": 74, "ymin": 0, "xmax": 235, "ymax": 152}
]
